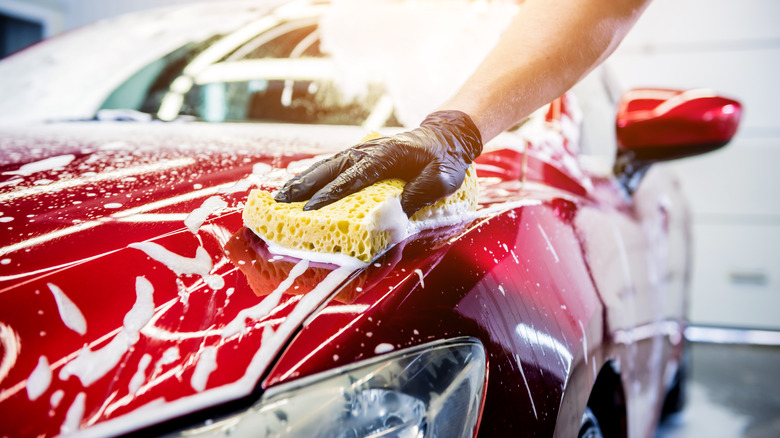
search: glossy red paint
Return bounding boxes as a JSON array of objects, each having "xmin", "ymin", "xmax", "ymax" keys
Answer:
[
  {"xmin": 616, "ymin": 88, "xmax": 742, "ymax": 158},
  {"xmin": 0, "ymin": 122, "xmax": 351, "ymax": 436},
  {"xmin": 0, "ymin": 106, "xmax": 689, "ymax": 438}
]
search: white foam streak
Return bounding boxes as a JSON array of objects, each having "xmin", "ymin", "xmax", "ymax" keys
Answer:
[
  {"xmin": 2, "ymin": 154, "xmax": 75, "ymax": 176},
  {"xmin": 50, "ymin": 390, "xmax": 64, "ymax": 409},
  {"xmin": 125, "ymin": 277, "xmax": 156, "ymax": 340},
  {"xmin": 221, "ymin": 260, "xmax": 309, "ymax": 338},
  {"xmin": 244, "ymin": 265, "xmax": 354, "ymax": 377},
  {"xmin": 153, "ymin": 347, "xmax": 180, "ymax": 375},
  {"xmin": 61, "ymin": 392, "xmax": 86, "ymax": 435},
  {"xmin": 252, "ymin": 162, "xmax": 272, "ymax": 175},
  {"xmin": 218, "ymin": 179, "xmax": 254, "ymax": 194},
  {"xmin": 0, "ymin": 323, "xmax": 20, "ymax": 389},
  {"xmin": 263, "ymin": 239, "xmax": 368, "ymax": 270},
  {"xmin": 190, "ymin": 347, "xmax": 218, "ymax": 392},
  {"xmin": 414, "ymin": 269, "xmax": 425, "ymax": 288},
  {"xmin": 374, "ymin": 343, "xmax": 394, "ymax": 354},
  {"xmin": 129, "ymin": 354, "xmax": 152, "ymax": 394},
  {"xmin": 129, "ymin": 242, "xmax": 223, "ymax": 290},
  {"xmin": 59, "ymin": 277, "xmax": 154, "ymax": 387},
  {"xmin": 184, "ymin": 196, "xmax": 227, "ymax": 234},
  {"xmin": 26, "ymin": 356, "xmax": 51, "ymax": 401},
  {"xmin": 48, "ymin": 283, "xmax": 87, "ymax": 336}
]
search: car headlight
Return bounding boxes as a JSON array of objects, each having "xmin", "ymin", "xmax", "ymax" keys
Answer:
[{"xmin": 170, "ymin": 338, "xmax": 486, "ymax": 438}]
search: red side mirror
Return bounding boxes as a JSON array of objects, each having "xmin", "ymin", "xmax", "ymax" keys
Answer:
[
  {"xmin": 613, "ymin": 88, "xmax": 742, "ymax": 193},
  {"xmin": 616, "ymin": 88, "xmax": 742, "ymax": 161}
]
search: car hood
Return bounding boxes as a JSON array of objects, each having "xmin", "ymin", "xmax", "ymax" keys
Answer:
[
  {"xmin": 0, "ymin": 121, "xmax": 400, "ymax": 436},
  {"xmin": 0, "ymin": 121, "xmax": 584, "ymax": 436}
]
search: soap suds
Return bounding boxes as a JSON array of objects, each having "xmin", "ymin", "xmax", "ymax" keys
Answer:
[
  {"xmin": 184, "ymin": 196, "xmax": 227, "ymax": 234},
  {"xmin": 191, "ymin": 347, "xmax": 218, "ymax": 392},
  {"xmin": 374, "ymin": 343, "xmax": 394, "ymax": 354},
  {"xmin": 48, "ymin": 283, "xmax": 87, "ymax": 336},
  {"xmin": 262, "ymin": 238, "xmax": 367, "ymax": 270},
  {"xmin": 258, "ymin": 197, "xmax": 483, "ymax": 268},
  {"xmin": 60, "ymin": 392, "xmax": 85, "ymax": 435},
  {"xmin": 59, "ymin": 277, "xmax": 154, "ymax": 387},
  {"xmin": 252, "ymin": 163, "xmax": 272, "ymax": 175},
  {"xmin": 129, "ymin": 354, "xmax": 152, "ymax": 394},
  {"xmin": 3, "ymin": 154, "xmax": 75, "ymax": 176},
  {"xmin": 129, "ymin": 241, "xmax": 223, "ymax": 290},
  {"xmin": 373, "ymin": 196, "xmax": 409, "ymax": 244},
  {"xmin": 26, "ymin": 356, "xmax": 51, "ymax": 401},
  {"xmin": 219, "ymin": 179, "xmax": 253, "ymax": 194},
  {"xmin": 222, "ymin": 260, "xmax": 309, "ymax": 338}
]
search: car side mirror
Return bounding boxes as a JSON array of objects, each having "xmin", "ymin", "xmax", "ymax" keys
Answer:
[{"xmin": 613, "ymin": 88, "xmax": 742, "ymax": 193}]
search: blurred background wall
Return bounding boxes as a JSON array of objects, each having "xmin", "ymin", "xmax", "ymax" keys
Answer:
[
  {"xmin": 1, "ymin": 0, "xmax": 777, "ymax": 330},
  {"xmin": 607, "ymin": 0, "xmax": 780, "ymax": 330}
]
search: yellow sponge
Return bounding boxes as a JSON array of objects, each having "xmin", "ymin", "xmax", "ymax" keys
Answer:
[{"xmin": 243, "ymin": 149, "xmax": 478, "ymax": 263}]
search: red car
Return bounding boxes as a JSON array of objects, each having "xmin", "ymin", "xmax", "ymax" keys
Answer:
[{"xmin": 0, "ymin": 2, "xmax": 741, "ymax": 437}]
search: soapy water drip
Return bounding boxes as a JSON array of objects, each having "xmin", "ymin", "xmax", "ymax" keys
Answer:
[
  {"xmin": 129, "ymin": 241, "xmax": 224, "ymax": 290},
  {"xmin": 190, "ymin": 347, "xmax": 218, "ymax": 393},
  {"xmin": 60, "ymin": 392, "xmax": 86, "ymax": 435},
  {"xmin": 58, "ymin": 277, "xmax": 155, "ymax": 387},
  {"xmin": 184, "ymin": 196, "xmax": 228, "ymax": 234},
  {"xmin": 48, "ymin": 283, "xmax": 87, "ymax": 336},
  {"xmin": 221, "ymin": 259, "xmax": 310, "ymax": 338},
  {"xmin": 26, "ymin": 356, "xmax": 52, "ymax": 401},
  {"xmin": 128, "ymin": 354, "xmax": 152, "ymax": 394}
]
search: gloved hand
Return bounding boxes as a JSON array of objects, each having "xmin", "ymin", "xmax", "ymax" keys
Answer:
[{"xmin": 274, "ymin": 110, "xmax": 483, "ymax": 217}]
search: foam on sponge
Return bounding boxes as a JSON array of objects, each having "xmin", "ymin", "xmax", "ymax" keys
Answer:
[{"xmin": 243, "ymin": 158, "xmax": 478, "ymax": 264}]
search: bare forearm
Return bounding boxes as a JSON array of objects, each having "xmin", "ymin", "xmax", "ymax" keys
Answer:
[{"xmin": 441, "ymin": 0, "xmax": 651, "ymax": 143}]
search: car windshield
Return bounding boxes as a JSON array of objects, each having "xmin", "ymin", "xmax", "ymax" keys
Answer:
[
  {"xmin": 0, "ymin": 1, "xmax": 524, "ymax": 128},
  {"xmin": 0, "ymin": 2, "xmax": 404, "ymax": 127},
  {"xmin": 100, "ymin": 14, "xmax": 401, "ymax": 127}
]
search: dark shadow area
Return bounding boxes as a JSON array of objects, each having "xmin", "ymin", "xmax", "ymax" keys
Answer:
[{"xmin": 0, "ymin": 14, "xmax": 43, "ymax": 58}]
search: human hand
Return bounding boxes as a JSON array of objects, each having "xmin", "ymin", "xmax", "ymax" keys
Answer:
[{"xmin": 273, "ymin": 110, "xmax": 482, "ymax": 217}]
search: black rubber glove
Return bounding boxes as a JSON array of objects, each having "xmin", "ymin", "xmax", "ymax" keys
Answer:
[{"xmin": 274, "ymin": 110, "xmax": 483, "ymax": 217}]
